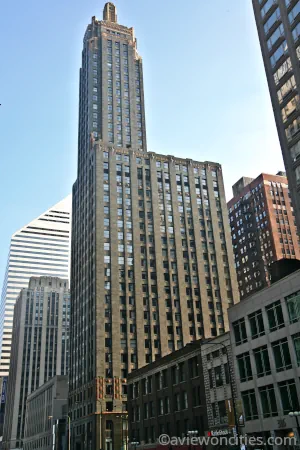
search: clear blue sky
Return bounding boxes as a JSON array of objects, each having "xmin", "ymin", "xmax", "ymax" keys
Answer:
[{"xmin": 0, "ymin": 0, "xmax": 284, "ymax": 284}]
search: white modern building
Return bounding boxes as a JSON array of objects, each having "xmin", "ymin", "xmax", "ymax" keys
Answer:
[{"xmin": 0, "ymin": 196, "xmax": 71, "ymax": 376}]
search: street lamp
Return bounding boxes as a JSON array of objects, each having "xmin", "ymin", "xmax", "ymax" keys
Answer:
[
  {"xmin": 288, "ymin": 411, "xmax": 300, "ymax": 444},
  {"xmin": 188, "ymin": 430, "xmax": 198, "ymax": 437},
  {"xmin": 49, "ymin": 415, "xmax": 71, "ymax": 450},
  {"xmin": 130, "ymin": 440, "xmax": 139, "ymax": 450},
  {"xmin": 187, "ymin": 430, "xmax": 198, "ymax": 450},
  {"xmin": 99, "ymin": 402, "xmax": 103, "ymax": 450},
  {"xmin": 201, "ymin": 340, "xmax": 239, "ymax": 440},
  {"xmin": 121, "ymin": 406, "xmax": 128, "ymax": 450}
]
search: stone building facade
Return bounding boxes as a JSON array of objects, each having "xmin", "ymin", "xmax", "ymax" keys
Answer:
[
  {"xmin": 23, "ymin": 375, "xmax": 69, "ymax": 450},
  {"xmin": 228, "ymin": 269, "xmax": 300, "ymax": 448},
  {"xmin": 201, "ymin": 333, "xmax": 238, "ymax": 436},
  {"xmin": 2, "ymin": 277, "xmax": 70, "ymax": 449}
]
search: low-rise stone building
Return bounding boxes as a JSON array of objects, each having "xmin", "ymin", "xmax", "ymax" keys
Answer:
[
  {"xmin": 201, "ymin": 333, "xmax": 238, "ymax": 437},
  {"xmin": 23, "ymin": 375, "xmax": 69, "ymax": 450},
  {"xmin": 228, "ymin": 268, "xmax": 300, "ymax": 448}
]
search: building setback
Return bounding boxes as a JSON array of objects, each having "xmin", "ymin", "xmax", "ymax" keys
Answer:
[
  {"xmin": 0, "ymin": 195, "xmax": 71, "ymax": 376},
  {"xmin": 228, "ymin": 268, "xmax": 300, "ymax": 445},
  {"xmin": 2, "ymin": 277, "xmax": 70, "ymax": 450},
  {"xmin": 23, "ymin": 375, "xmax": 69, "ymax": 450},
  {"xmin": 70, "ymin": 3, "xmax": 239, "ymax": 449},
  {"xmin": 252, "ymin": 0, "xmax": 300, "ymax": 230},
  {"xmin": 228, "ymin": 172, "xmax": 300, "ymax": 300}
]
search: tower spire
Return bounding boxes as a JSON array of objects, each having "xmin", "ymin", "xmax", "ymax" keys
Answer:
[{"xmin": 103, "ymin": 2, "xmax": 117, "ymax": 23}]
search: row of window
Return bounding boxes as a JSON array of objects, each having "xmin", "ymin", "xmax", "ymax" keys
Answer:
[
  {"xmin": 237, "ymin": 334, "xmax": 300, "ymax": 382},
  {"xmin": 261, "ymin": 0, "xmax": 276, "ymax": 19},
  {"xmin": 131, "ymin": 415, "xmax": 204, "ymax": 444},
  {"xmin": 131, "ymin": 357, "xmax": 200, "ymax": 398},
  {"xmin": 263, "ymin": 0, "xmax": 300, "ymax": 165},
  {"xmin": 102, "ymin": 150, "xmax": 217, "ymax": 178},
  {"xmin": 233, "ymin": 292, "xmax": 300, "ymax": 345},
  {"xmin": 242, "ymin": 379, "xmax": 299, "ymax": 420}
]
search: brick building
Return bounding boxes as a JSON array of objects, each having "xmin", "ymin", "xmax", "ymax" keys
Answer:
[
  {"xmin": 127, "ymin": 342, "xmax": 207, "ymax": 446},
  {"xmin": 128, "ymin": 336, "xmax": 240, "ymax": 447},
  {"xmin": 228, "ymin": 172, "xmax": 300, "ymax": 300}
]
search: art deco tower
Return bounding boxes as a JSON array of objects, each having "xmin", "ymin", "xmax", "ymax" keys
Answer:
[{"xmin": 69, "ymin": 4, "xmax": 239, "ymax": 449}]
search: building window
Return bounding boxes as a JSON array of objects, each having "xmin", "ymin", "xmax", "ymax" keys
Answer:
[
  {"xmin": 295, "ymin": 165, "xmax": 300, "ymax": 184},
  {"xmin": 158, "ymin": 371, "xmax": 167, "ymax": 390},
  {"xmin": 272, "ymin": 338, "xmax": 292, "ymax": 372},
  {"xmin": 289, "ymin": 1, "xmax": 300, "ymax": 24},
  {"xmin": 253, "ymin": 346, "xmax": 271, "ymax": 378},
  {"xmin": 232, "ymin": 318, "xmax": 247, "ymax": 345},
  {"xmin": 224, "ymin": 363, "xmax": 230, "ymax": 384},
  {"xmin": 237, "ymin": 352, "xmax": 253, "ymax": 382},
  {"xmin": 144, "ymin": 403, "xmax": 149, "ymax": 419},
  {"xmin": 261, "ymin": 0, "xmax": 276, "ymax": 19},
  {"xmin": 292, "ymin": 333, "xmax": 300, "ymax": 366},
  {"xmin": 278, "ymin": 380, "xmax": 299, "ymax": 414},
  {"xmin": 267, "ymin": 23, "xmax": 284, "ymax": 51},
  {"xmin": 293, "ymin": 22, "xmax": 300, "ymax": 42},
  {"xmin": 259, "ymin": 385, "xmax": 278, "ymax": 418},
  {"xmin": 174, "ymin": 393, "xmax": 180, "ymax": 411},
  {"xmin": 241, "ymin": 389, "xmax": 258, "ymax": 421},
  {"xmin": 182, "ymin": 391, "xmax": 188, "ymax": 410},
  {"xmin": 281, "ymin": 95, "xmax": 299, "ymax": 123},
  {"xmin": 158, "ymin": 398, "xmax": 164, "ymax": 415},
  {"xmin": 214, "ymin": 366, "xmax": 223, "ymax": 387},
  {"xmin": 192, "ymin": 386, "xmax": 201, "ymax": 407},
  {"xmin": 165, "ymin": 397, "xmax": 170, "ymax": 414},
  {"xmin": 277, "ymin": 75, "xmax": 296, "ymax": 104},
  {"xmin": 270, "ymin": 41, "xmax": 288, "ymax": 68},
  {"xmin": 248, "ymin": 310, "xmax": 265, "ymax": 339},
  {"xmin": 266, "ymin": 300, "xmax": 284, "ymax": 332},
  {"xmin": 189, "ymin": 357, "xmax": 199, "ymax": 378},
  {"xmin": 208, "ymin": 368, "xmax": 214, "ymax": 388},
  {"xmin": 286, "ymin": 291, "xmax": 300, "ymax": 323},
  {"xmin": 264, "ymin": 8, "xmax": 281, "ymax": 34}
]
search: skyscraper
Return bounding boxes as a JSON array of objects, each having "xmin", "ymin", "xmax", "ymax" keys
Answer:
[
  {"xmin": 78, "ymin": 1, "xmax": 146, "ymax": 152},
  {"xmin": 228, "ymin": 172, "xmax": 300, "ymax": 300},
  {"xmin": 0, "ymin": 195, "xmax": 71, "ymax": 376},
  {"xmin": 252, "ymin": 0, "xmax": 300, "ymax": 229},
  {"xmin": 2, "ymin": 276, "xmax": 70, "ymax": 450},
  {"xmin": 70, "ymin": 4, "xmax": 239, "ymax": 449}
]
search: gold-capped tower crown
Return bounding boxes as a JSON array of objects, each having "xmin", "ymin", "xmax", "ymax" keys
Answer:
[{"xmin": 103, "ymin": 2, "xmax": 117, "ymax": 23}]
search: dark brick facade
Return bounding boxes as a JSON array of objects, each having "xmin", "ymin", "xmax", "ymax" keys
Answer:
[{"xmin": 128, "ymin": 342, "xmax": 208, "ymax": 446}]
